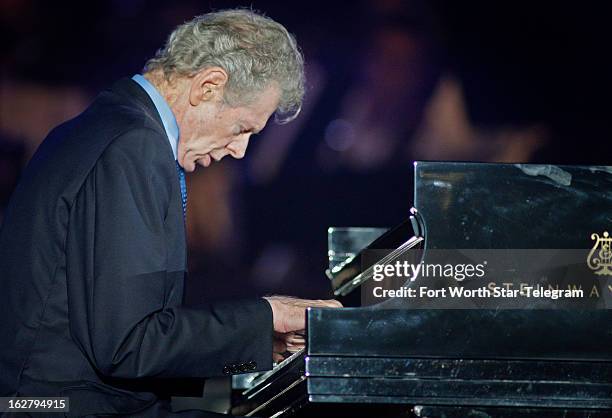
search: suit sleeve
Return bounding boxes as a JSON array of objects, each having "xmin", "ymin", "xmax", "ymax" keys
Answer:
[{"xmin": 65, "ymin": 128, "xmax": 273, "ymax": 378}]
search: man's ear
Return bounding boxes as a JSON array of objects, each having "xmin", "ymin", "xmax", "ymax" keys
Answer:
[{"xmin": 189, "ymin": 67, "xmax": 228, "ymax": 106}]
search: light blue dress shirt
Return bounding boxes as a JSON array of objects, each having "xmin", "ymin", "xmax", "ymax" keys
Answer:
[
  {"xmin": 132, "ymin": 74, "xmax": 187, "ymax": 216},
  {"xmin": 131, "ymin": 74, "xmax": 179, "ymax": 160}
]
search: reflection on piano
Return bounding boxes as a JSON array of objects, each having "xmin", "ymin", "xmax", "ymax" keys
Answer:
[{"xmin": 232, "ymin": 162, "xmax": 612, "ymax": 417}]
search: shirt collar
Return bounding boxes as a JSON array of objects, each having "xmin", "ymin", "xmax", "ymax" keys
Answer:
[{"xmin": 131, "ymin": 74, "xmax": 179, "ymax": 160}]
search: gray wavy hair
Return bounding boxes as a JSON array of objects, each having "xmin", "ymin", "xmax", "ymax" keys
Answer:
[{"xmin": 144, "ymin": 9, "xmax": 305, "ymax": 123}]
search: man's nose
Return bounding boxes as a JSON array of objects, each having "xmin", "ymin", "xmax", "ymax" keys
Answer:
[{"xmin": 227, "ymin": 136, "xmax": 250, "ymax": 159}]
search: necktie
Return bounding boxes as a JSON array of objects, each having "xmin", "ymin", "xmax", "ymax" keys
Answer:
[{"xmin": 175, "ymin": 161, "xmax": 187, "ymax": 218}]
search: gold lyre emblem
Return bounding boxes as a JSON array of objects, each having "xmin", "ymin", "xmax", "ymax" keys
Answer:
[{"xmin": 587, "ymin": 231, "xmax": 612, "ymax": 276}]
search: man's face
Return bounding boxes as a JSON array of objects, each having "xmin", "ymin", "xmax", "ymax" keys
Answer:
[{"xmin": 177, "ymin": 85, "xmax": 280, "ymax": 172}]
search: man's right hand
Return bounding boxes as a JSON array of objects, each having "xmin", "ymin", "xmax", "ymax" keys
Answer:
[{"xmin": 263, "ymin": 296, "xmax": 342, "ymax": 362}]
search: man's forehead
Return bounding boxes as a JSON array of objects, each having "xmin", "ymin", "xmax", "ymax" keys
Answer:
[
  {"xmin": 244, "ymin": 90, "xmax": 280, "ymax": 126},
  {"xmin": 253, "ymin": 85, "xmax": 281, "ymax": 111}
]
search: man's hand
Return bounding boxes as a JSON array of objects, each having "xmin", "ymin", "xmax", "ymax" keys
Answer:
[
  {"xmin": 272, "ymin": 331, "xmax": 305, "ymax": 363},
  {"xmin": 263, "ymin": 296, "xmax": 342, "ymax": 362},
  {"xmin": 263, "ymin": 295, "xmax": 343, "ymax": 334}
]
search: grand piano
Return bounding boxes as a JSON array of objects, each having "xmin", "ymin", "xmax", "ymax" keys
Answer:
[{"xmin": 232, "ymin": 162, "xmax": 612, "ymax": 417}]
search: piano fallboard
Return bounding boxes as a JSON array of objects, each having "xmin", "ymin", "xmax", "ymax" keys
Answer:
[{"xmin": 306, "ymin": 308, "xmax": 612, "ymax": 361}]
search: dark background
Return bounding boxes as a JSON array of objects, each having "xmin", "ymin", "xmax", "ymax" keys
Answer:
[{"xmin": 1, "ymin": 0, "xmax": 610, "ymax": 303}]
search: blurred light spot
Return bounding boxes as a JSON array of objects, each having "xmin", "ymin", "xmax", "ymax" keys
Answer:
[
  {"xmin": 251, "ymin": 244, "xmax": 295, "ymax": 286},
  {"xmin": 324, "ymin": 119, "xmax": 355, "ymax": 152}
]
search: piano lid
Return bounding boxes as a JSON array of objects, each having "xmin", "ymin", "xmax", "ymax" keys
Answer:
[{"xmin": 414, "ymin": 161, "xmax": 612, "ymax": 249}]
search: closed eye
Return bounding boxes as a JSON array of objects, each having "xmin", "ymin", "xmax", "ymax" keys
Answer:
[{"xmin": 235, "ymin": 126, "xmax": 251, "ymax": 136}]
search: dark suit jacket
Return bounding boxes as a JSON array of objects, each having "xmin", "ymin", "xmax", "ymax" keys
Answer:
[{"xmin": 0, "ymin": 79, "xmax": 273, "ymax": 416}]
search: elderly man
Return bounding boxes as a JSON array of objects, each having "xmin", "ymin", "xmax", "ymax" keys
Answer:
[{"xmin": 0, "ymin": 9, "xmax": 339, "ymax": 417}]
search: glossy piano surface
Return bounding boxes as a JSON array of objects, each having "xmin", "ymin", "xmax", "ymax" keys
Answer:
[{"xmin": 414, "ymin": 162, "xmax": 612, "ymax": 250}]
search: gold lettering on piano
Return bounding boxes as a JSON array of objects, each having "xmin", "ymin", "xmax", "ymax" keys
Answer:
[{"xmin": 587, "ymin": 231, "xmax": 612, "ymax": 276}]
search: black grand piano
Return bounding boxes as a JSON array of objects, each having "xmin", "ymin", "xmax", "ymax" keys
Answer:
[{"xmin": 232, "ymin": 162, "xmax": 612, "ymax": 418}]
